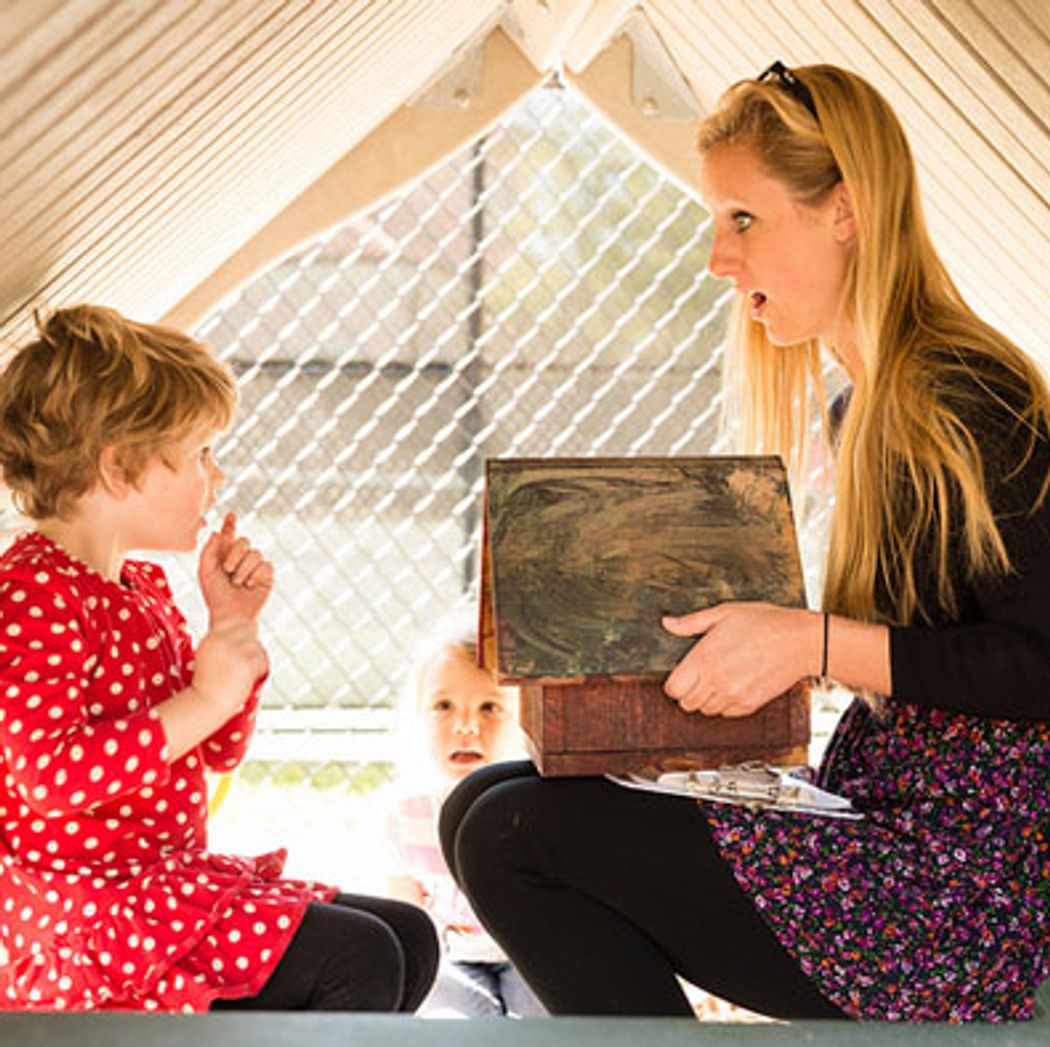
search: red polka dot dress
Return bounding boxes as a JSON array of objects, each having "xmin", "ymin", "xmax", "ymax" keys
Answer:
[{"xmin": 0, "ymin": 533, "xmax": 337, "ymax": 1012}]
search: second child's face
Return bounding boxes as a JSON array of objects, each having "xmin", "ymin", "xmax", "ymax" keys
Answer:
[
  {"xmin": 423, "ymin": 651, "xmax": 519, "ymax": 781},
  {"xmin": 124, "ymin": 424, "xmax": 226, "ymax": 553}
]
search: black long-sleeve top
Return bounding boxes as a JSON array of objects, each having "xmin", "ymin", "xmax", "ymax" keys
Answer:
[{"xmin": 884, "ymin": 354, "xmax": 1050, "ymax": 721}]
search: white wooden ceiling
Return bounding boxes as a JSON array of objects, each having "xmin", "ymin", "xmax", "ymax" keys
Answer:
[{"xmin": 1, "ymin": 0, "xmax": 1048, "ymax": 367}]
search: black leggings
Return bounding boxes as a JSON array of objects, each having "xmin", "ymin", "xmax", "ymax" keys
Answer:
[
  {"xmin": 439, "ymin": 761, "xmax": 845, "ymax": 1020},
  {"xmin": 212, "ymin": 893, "xmax": 438, "ymax": 1012}
]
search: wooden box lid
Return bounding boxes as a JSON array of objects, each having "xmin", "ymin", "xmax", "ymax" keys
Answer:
[{"xmin": 480, "ymin": 455, "xmax": 807, "ymax": 684}]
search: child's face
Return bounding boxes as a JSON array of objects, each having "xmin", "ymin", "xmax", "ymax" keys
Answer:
[
  {"xmin": 122, "ymin": 424, "xmax": 226, "ymax": 553},
  {"xmin": 422, "ymin": 650, "xmax": 519, "ymax": 780}
]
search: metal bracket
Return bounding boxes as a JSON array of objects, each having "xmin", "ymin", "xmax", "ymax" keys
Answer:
[{"xmin": 409, "ymin": 37, "xmax": 485, "ymax": 111}]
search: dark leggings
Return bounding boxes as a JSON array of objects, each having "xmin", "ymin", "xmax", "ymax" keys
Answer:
[
  {"xmin": 439, "ymin": 761, "xmax": 845, "ymax": 1020},
  {"xmin": 212, "ymin": 893, "xmax": 438, "ymax": 1012}
]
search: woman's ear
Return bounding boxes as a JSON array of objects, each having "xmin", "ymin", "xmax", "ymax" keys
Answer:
[
  {"xmin": 832, "ymin": 183, "xmax": 857, "ymax": 244},
  {"xmin": 98, "ymin": 445, "xmax": 131, "ymax": 497}
]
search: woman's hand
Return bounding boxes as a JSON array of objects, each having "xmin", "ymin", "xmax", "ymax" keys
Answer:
[
  {"xmin": 662, "ymin": 602, "xmax": 821, "ymax": 717},
  {"xmin": 198, "ymin": 512, "xmax": 275, "ymax": 626}
]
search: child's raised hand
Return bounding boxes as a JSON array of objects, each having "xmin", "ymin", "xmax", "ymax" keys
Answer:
[{"xmin": 198, "ymin": 512, "xmax": 275, "ymax": 626}]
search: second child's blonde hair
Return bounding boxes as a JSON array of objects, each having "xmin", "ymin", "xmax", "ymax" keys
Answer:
[
  {"xmin": 698, "ymin": 64, "xmax": 1050, "ymax": 625},
  {"xmin": 0, "ymin": 304, "xmax": 237, "ymax": 520}
]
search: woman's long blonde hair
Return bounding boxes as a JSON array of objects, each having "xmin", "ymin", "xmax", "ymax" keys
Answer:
[{"xmin": 698, "ymin": 65, "xmax": 1050, "ymax": 625}]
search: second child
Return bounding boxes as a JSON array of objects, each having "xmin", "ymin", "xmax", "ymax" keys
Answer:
[{"xmin": 386, "ymin": 618, "xmax": 543, "ymax": 1018}]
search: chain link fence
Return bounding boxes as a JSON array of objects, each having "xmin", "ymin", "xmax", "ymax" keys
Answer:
[{"xmin": 155, "ymin": 83, "xmax": 837, "ymax": 884}]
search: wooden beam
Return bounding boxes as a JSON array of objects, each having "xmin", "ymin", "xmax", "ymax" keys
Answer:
[{"xmin": 162, "ymin": 27, "xmax": 543, "ymax": 332}]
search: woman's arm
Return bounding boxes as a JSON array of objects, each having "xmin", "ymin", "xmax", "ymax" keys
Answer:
[
  {"xmin": 665, "ymin": 374, "xmax": 1050, "ymax": 722},
  {"xmin": 888, "ymin": 489, "xmax": 1050, "ymax": 718},
  {"xmin": 888, "ymin": 375, "xmax": 1050, "ymax": 719}
]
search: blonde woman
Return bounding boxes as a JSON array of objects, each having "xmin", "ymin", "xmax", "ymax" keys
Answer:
[{"xmin": 439, "ymin": 63, "xmax": 1050, "ymax": 1022}]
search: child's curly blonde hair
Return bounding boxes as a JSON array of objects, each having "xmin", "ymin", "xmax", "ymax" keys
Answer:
[{"xmin": 0, "ymin": 304, "xmax": 237, "ymax": 519}]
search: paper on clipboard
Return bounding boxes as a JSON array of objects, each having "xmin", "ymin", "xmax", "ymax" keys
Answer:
[{"xmin": 607, "ymin": 761, "xmax": 864, "ymax": 820}]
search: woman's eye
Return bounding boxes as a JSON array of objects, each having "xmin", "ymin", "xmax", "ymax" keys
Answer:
[{"xmin": 732, "ymin": 211, "xmax": 753, "ymax": 232}]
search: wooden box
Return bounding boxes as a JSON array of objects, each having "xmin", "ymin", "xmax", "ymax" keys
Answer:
[{"xmin": 480, "ymin": 456, "xmax": 811, "ymax": 776}]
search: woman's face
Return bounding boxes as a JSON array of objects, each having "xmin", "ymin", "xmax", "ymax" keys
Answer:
[
  {"xmin": 422, "ymin": 650, "xmax": 521, "ymax": 780},
  {"xmin": 699, "ymin": 144, "xmax": 855, "ymax": 356}
]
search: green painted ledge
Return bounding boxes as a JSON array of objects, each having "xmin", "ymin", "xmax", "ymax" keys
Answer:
[{"xmin": 0, "ymin": 1012, "xmax": 1048, "ymax": 1047}]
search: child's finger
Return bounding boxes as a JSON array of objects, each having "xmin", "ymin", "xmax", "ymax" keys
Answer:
[
  {"xmin": 221, "ymin": 511, "xmax": 237, "ymax": 539},
  {"xmin": 198, "ymin": 529, "xmax": 222, "ymax": 572},
  {"xmin": 230, "ymin": 549, "xmax": 264, "ymax": 586},
  {"xmin": 222, "ymin": 536, "xmax": 252, "ymax": 574},
  {"xmin": 244, "ymin": 560, "xmax": 275, "ymax": 591}
]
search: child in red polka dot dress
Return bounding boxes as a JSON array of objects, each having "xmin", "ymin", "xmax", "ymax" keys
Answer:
[{"xmin": 0, "ymin": 305, "xmax": 438, "ymax": 1013}]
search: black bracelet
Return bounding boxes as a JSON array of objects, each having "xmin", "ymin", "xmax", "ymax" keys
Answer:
[{"xmin": 821, "ymin": 611, "xmax": 829, "ymax": 679}]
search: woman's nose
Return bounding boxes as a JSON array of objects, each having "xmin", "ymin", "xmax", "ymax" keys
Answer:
[{"xmin": 707, "ymin": 229, "xmax": 738, "ymax": 280}]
